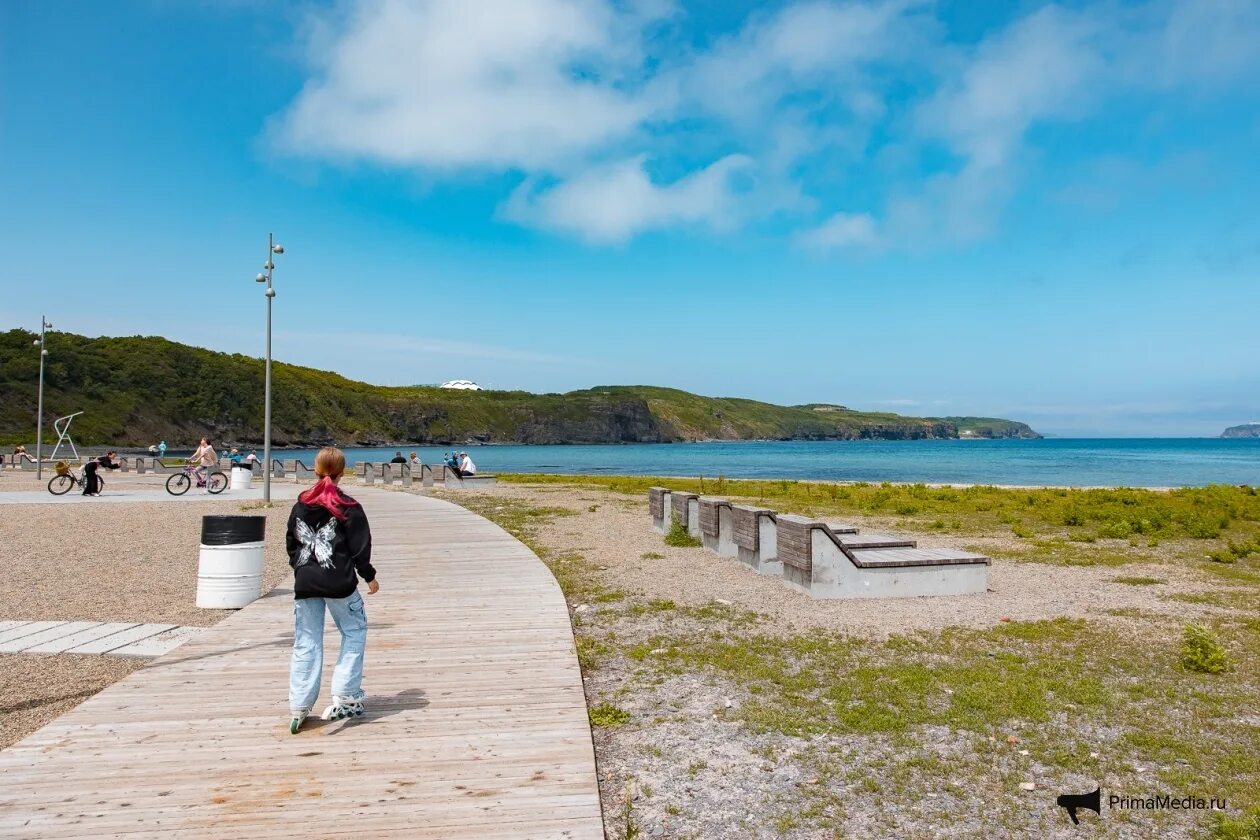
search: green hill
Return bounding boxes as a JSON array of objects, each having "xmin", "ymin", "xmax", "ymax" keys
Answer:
[{"xmin": 0, "ymin": 330, "xmax": 1039, "ymax": 446}]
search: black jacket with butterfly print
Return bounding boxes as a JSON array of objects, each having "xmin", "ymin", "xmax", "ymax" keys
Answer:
[{"xmin": 285, "ymin": 496, "xmax": 376, "ymax": 600}]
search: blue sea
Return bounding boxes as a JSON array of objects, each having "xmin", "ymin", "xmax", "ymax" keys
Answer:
[{"xmin": 264, "ymin": 439, "xmax": 1260, "ymax": 489}]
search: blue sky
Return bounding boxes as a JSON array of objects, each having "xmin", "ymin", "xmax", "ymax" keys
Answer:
[{"xmin": 2, "ymin": 0, "xmax": 1258, "ymax": 437}]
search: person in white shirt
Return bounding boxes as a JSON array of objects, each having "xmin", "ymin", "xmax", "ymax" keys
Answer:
[
  {"xmin": 458, "ymin": 451, "xmax": 476, "ymax": 476},
  {"xmin": 408, "ymin": 452, "xmax": 422, "ymax": 472}
]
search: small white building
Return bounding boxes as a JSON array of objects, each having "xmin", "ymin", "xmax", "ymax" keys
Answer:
[{"xmin": 440, "ymin": 380, "xmax": 483, "ymax": 390}]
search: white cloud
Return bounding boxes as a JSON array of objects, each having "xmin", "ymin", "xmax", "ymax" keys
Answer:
[
  {"xmin": 796, "ymin": 211, "xmax": 879, "ymax": 251},
  {"xmin": 279, "ymin": 0, "xmax": 663, "ymax": 171},
  {"xmin": 501, "ymin": 154, "xmax": 754, "ymax": 243},
  {"xmin": 273, "ymin": 0, "xmax": 1260, "ymax": 247}
]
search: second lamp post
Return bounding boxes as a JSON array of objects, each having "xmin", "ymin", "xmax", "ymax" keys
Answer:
[{"xmin": 256, "ymin": 233, "xmax": 284, "ymax": 502}]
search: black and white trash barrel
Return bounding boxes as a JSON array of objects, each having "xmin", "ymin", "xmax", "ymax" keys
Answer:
[
  {"xmin": 230, "ymin": 463, "xmax": 254, "ymax": 490},
  {"xmin": 196, "ymin": 515, "xmax": 266, "ymax": 609}
]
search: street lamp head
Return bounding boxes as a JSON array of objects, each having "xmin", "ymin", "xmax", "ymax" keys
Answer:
[
  {"xmin": 41, "ymin": 349, "xmax": 48, "ymax": 356},
  {"xmin": 33, "ymin": 339, "xmax": 40, "ymax": 346},
  {"xmin": 264, "ymin": 261, "xmax": 274, "ymax": 270},
  {"xmin": 256, "ymin": 273, "xmax": 266, "ymax": 282},
  {"xmin": 271, "ymin": 244, "xmax": 284, "ymax": 255},
  {"xmin": 265, "ymin": 288, "xmax": 276, "ymax": 299}
]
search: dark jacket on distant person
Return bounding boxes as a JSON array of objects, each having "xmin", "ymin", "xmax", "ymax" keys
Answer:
[{"xmin": 285, "ymin": 496, "xmax": 375, "ymax": 600}]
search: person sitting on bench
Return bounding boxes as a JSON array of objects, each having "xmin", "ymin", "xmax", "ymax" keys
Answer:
[
  {"xmin": 457, "ymin": 451, "xmax": 477, "ymax": 476},
  {"xmin": 390, "ymin": 451, "xmax": 407, "ymax": 465}
]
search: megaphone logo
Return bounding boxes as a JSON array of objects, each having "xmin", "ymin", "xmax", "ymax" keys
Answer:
[{"xmin": 1057, "ymin": 786, "xmax": 1102, "ymax": 825}]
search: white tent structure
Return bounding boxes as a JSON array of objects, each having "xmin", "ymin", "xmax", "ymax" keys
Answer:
[{"xmin": 440, "ymin": 380, "xmax": 483, "ymax": 390}]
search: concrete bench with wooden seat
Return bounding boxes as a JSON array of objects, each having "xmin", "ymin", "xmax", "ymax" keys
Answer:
[
  {"xmin": 443, "ymin": 471, "xmax": 497, "ymax": 489},
  {"xmin": 649, "ymin": 487, "xmax": 672, "ymax": 534},
  {"xmin": 731, "ymin": 504, "xmax": 780, "ymax": 574},
  {"xmin": 775, "ymin": 514, "xmax": 989, "ymax": 599},
  {"xmin": 698, "ymin": 496, "xmax": 737, "ymax": 557},
  {"xmin": 670, "ymin": 491, "xmax": 700, "ymax": 539}
]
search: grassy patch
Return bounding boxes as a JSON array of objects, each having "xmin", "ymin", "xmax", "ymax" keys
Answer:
[
  {"xmin": 1181, "ymin": 624, "xmax": 1231, "ymax": 674},
  {"xmin": 1112, "ymin": 575, "xmax": 1167, "ymax": 586},
  {"xmin": 589, "ymin": 702, "xmax": 631, "ymax": 727},
  {"xmin": 664, "ymin": 520, "xmax": 701, "ymax": 548}
]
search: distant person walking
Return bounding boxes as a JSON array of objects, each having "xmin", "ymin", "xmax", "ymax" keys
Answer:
[
  {"xmin": 158, "ymin": 440, "xmax": 167, "ymax": 461},
  {"xmin": 287, "ymin": 447, "xmax": 378, "ymax": 734},
  {"xmin": 390, "ymin": 451, "xmax": 407, "ymax": 465}
]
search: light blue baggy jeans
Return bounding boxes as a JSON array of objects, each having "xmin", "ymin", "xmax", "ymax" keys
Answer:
[{"xmin": 289, "ymin": 591, "xmax": 368, "ymax": 714}]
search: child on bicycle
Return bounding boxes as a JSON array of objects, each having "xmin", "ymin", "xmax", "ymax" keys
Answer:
[{"xmin": 286, "ymin": 446, "xmax": 379, "ymax": 733}]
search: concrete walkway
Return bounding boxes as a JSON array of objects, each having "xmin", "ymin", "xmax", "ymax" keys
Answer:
[{"xmin": 0, "ymin": 488, "xmax": 603, "ymax": 839}]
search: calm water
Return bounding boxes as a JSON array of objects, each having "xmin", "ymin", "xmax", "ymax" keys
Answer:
[{"xmin": 266, "ymin": 439, "xmax": 1260, "ymax": 488}]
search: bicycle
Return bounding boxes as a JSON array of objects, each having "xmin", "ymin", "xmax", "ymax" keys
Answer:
[
  {"xmin": 47, "ymin": 462, "xmax": 105, "ymax": 496},
  {"xmin": 166, "ymin": 461, "xmax": 227, "ymax": 496}
]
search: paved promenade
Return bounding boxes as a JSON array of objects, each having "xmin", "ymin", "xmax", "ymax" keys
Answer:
[{"xmin": 0, "ymin": 488, "xmax": 603, "ymax": 839}]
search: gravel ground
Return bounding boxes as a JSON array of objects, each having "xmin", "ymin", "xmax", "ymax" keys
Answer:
[
  {"xmin": 463, "ymin": 483, "xmax": 1219, "ymax": 634},
  {"xmin": 0, "ymin": 654, "xmax": 146, "ymax": 750},
  {"xmin": 0, "ymin": 499, "xmax": 293, "ymax": 627},
  {"xmin": 440, "ymin": 482, "xmax": 1251, "ymax": 839},
  {"xmin": 0, "ymin": 478, "xmax": 295, "ymax": 753}
]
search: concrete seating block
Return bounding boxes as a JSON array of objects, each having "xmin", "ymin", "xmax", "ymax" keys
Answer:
[
  {"xmin": 698, "ymin": 497, "xmax": 738, "ymax": 558},
  {"xmin": 670, "ymin": 492, "xmax": 700, "ymax": 539},
  {"xmin": 294, "ymin": 460, "xmax": 315, "ymax": 482},
  {"xmin": 443, "ymin": 473, "xmax": 497, "ymax": 490},
  {"xmin": 648, "ymin": 487, "xmax": 672, "ymax": 534},
  {"xmin": 732, "ymin": 505, "xmax": 779, "ymax": 575},
  {"xmin": 776, "ymin": 514, "xmax": 989, "ymax": 599}
]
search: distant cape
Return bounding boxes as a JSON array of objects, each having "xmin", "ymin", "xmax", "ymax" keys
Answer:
[{"xmin": 1221, "ymin": 423, "xmax": 1260, "ymax": 438}]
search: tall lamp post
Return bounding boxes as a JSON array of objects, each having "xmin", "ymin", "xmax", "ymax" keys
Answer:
[
  {"xmin": 33, "ymin": 317, "xmax": 51, "ymax": 480},
  {"xmin": 256, "ymin": 234, "xmax": 284, "ymax": 502}
]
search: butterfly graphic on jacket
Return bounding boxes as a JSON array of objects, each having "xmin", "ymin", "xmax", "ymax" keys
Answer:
[{"xmin": 295, "ymin": 519, "xmax": 337, "ymax": 569}]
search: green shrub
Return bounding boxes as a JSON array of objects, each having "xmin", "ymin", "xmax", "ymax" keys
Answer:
[
  {"xmin": 1011, "ymin": 524, "xmax": 1034, "ymax": 539},
  {"xmin": 1098, "ymin": 519, "xmax": 1134, "ymax": 539},
  {"xmin": 1207, "ymin": 806, "xmax": 1260, "ymax": 840},
  {"xmin": 665, "ymin": 520, "xmax": 701, "ymax": 548},
  {"xmin": 589, "ymin": 702, "xmax": 631, "ymax": 727},
  {"xmin": 1180, "ymin": 624, "xmax": 1230, "ymax": 674}
]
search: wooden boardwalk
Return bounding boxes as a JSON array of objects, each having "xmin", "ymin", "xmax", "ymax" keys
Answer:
[{"xmin": 0, "ymin": 489, "xmax": 603, "ymax": 839}]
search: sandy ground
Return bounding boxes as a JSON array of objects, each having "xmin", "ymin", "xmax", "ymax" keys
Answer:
[{"xmin": 455, "ymin": 483, "xmax": 1221, "ymax": 635}]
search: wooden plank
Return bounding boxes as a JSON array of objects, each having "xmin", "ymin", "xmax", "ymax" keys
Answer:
[
  {"xmin": 697, "ymin": 497, "xmax": 726, "ymax": 537},
  {"xmin": 648, "ymin": 487, "xmax": 665, "ymax": 519},
  {"xmin": 0, "ymin": 621, "xmax": 72, "ymax": 648},
  {"xmin": 837, "ymin": 532, "xmax": 916, "ymax": 550},
  {"xmin": 109, "ymin": 626, "xmax": 202, "ymax": 658},
  {"xmin": 0, "ymin": 621, "xmax": 101, "ymax": 653},
  {"xmin": 0, "ymin": 489, "xmax": 603, "ymax": 840},
  {"xmin": 670, "ymin": 492, "xmax": 695, "ymax": 524},
  {"xmin": 730, "ymin": 505, "xmax": 767, "ymax": 551},
  {"xmin": 0, "ymin": 620, "xmax": 32, "ymax": 638},
  {"xmin": 775, "ymin": 515, "xmax": 814, "ymax": 573},
  {"xmin": 63, "ymin": 623, "xmax": 177, "ymax": 654},
  {"xmin": 21, "ymin": 622, "xmax": 140, "ymax": 654}
]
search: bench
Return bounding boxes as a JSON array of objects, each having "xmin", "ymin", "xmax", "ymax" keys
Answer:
[
  {"xmin": 698, "ymin": 497, "xmax": 737, "ymax": 558},
  {"xmin": 775, "ymin": 514, "xmax": 989, "ymax": 599},
  {"xmin": 294, "ymin": 460, "xmax": 315, "ymax": 482},
  {"xmin": 443, "ymin": 472, "xmax": 497, "ymax": 490},
  {"xmin": 670, "ymin": 492, "xmax": 700, "ymax": 539},
  {"xmin": 731, "ymin": 505, "xmax": 780, "ymax": 575},
  {"xmin": 649, "ymin": 487, "xmax": 672, "ymax": 534}
]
